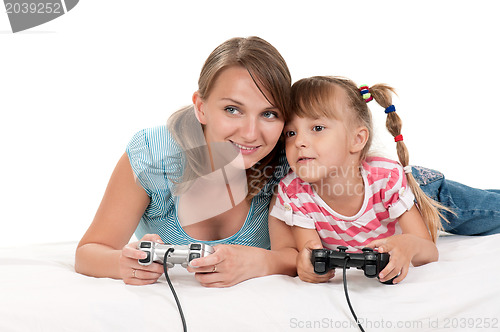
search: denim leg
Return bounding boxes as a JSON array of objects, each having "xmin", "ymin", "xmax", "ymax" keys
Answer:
[{"xmin": 411, "ymin": 166, "xmax": 500, "ymax": 235}]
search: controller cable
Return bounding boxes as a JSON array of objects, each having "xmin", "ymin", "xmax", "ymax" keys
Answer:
[
  {"xmin": 163, "ymin": 248, "xmax": 188, "ymax": 332},
  {"xmin": 343, "ymin": 257, "xmax": 365, "ymax": 332}
]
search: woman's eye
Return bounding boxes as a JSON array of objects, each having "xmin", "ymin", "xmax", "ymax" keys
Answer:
[
  {"xmin": 285, "ymin": 130, "xmax": 296, "ymax": 138},
  {"xmin": 225, "ymin": 107, "xmax": 238, "ymax": 114},
  {"xmin": 312, "ymin": 125, "xmax": 325, "ymax": 132},
  {"xmin": 225, "ymin": 106, "xmax": 240, "ymax": 115},
  {"xmin": 262, "ymin": 111, "xmax": 278, "ymax": 119}
]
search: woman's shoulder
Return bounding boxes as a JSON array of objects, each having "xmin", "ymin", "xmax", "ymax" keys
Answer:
[
  {"xmin": 127, "ymin": 125, "xmax": 183, "ymax": 161},
  {"xmin": 126, "ymin": 125, "xmax": 184, "ymax": 183},
  {"xmin": 128, "ymin": 125, "xmax": 177, "ymax": 150}
]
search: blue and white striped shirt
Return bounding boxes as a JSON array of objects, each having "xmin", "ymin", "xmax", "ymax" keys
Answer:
[{"xmin": 126, "ymin": 126, "xmax": 288, "ymax": 249}]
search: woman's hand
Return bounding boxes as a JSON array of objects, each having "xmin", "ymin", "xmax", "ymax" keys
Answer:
[
  {"xmin": 119, "ymin": 234, "xmax": 165, "ymax": 285},
  {"xmin": 187, "ymin": 244, "xmax": 270, "ymax": 288},
  {"xmin": 296, "ymin": 240, "xmax": 335, "ymax": 283}
]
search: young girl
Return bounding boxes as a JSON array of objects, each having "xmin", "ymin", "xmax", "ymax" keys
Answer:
[{"xmin": 270, "ymin": 76, "xmax": 449, "ymax": 284}]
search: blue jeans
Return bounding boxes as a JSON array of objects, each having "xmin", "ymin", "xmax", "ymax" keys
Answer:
[{"xmin": 412, "ymin": 166, "xmax": 500, "ymax": 235}]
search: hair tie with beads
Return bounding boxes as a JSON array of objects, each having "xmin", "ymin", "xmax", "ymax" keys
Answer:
[
  {"xmin": 359, "ymin": 85, "xmax": 373, "ymax": 102},
  {"xmin": 394, "ymin": 134, "xmax": 403, "ymax": 142},
  {"xmin": 385, "ymin": 105, "xmax": 396, "ymax": 114}
]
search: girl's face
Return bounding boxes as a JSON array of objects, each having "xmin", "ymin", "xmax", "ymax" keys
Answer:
[
  {"xmin": 284, "ymin": 114, "xmax": 352, "ymax": 185},
  {"xmin": 193, "ymin": 66, "xmax": 285, "ymax": 169}
]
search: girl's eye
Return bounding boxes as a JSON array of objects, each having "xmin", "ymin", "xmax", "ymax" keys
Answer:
[
  {"xmin": 285, "ymin": 130, "xmax": 296, "ymax": 138},
  {"xmin": 262, "ymin": 111, "xmax": 278, "ymax": 119},
  {"xmin": 225, "ymin": 106, "xmax": 240, "ymax": 115},
  {"xmin": 312, "ymin": 125, "xmax": 325, "ymax": 132}
]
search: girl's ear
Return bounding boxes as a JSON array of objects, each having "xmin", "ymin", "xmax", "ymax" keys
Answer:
[
  {"xmin": 350, "ymin": 126, "xmax": 369, "ymax": 154},
  {"xmin": 192, "ymin": 91, "xmax": 207, "ymax": 125}
]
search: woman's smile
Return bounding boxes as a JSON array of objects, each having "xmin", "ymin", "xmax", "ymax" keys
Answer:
[{"xmin": 230, "ymin": 140, "xmax": 262, "ymax": 155}]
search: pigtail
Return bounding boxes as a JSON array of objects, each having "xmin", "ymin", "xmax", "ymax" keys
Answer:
[{"xmin": 369, "ymin": 84, "xmax": 451, "ymax": 242}]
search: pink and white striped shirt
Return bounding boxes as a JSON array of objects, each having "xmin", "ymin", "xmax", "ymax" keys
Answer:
[{"xmin": 270, "ymin": 157, "xmax": 415, "ymax": 251}]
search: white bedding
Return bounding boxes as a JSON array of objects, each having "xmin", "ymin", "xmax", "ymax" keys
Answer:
[{"xmin": 1, "ymin": 234, "xmax": 500, "ymax": 332}]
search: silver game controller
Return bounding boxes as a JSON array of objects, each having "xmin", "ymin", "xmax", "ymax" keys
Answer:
[{"xmin": 137, "ymin": 241, "xmax": 214, "ymax": 268}]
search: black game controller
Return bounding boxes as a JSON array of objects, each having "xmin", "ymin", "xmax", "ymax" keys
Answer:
[
  {"xmin": 137, "ymin": 241, "xmax": 214, "ymax": 268},
  {"xmin": 311, "ymin": 245, "xmax": 395, "ymax": 284}
]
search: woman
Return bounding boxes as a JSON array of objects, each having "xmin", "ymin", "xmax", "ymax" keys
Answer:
[{"xmin": 75, "ymin": 36, "xmax": 297, "ymax": 287}]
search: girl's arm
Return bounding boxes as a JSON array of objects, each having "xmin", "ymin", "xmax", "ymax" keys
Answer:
[
  {"xmin": 291, "ymin": 227, "xmax": 336, "ymax": 283},
  {"xmin": 187, "ymin": 194, "xmax": 299, "ymax": 287},
  {"xmin": 75, "ymin": 153, "xmax": 164, "ymax": 285},
  {"xmin": 367, "ymin": 205, "xmax": 439, "ymax": 283}
]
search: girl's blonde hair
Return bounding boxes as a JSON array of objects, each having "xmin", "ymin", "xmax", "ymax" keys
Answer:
[
  {"xmin": 168, "ymin": 36, "xmax": 291, "ymax": 199},
  {"xmin": 290, "ymin": 76, "xmax": 450, "ymax": 242}
]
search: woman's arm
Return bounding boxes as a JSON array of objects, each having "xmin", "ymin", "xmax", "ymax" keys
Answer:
[
  {"xmin": 367, "ymin": 205, "xmax": 439, "ymax": 283},
  {"xmin": 75, "ymin": 153, "xmax": 164, "ymax": 284}
]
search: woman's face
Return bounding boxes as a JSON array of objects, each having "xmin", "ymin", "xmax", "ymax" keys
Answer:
[{"xmin": 193, "ymin": 66, "xmax": 285, "ymax": 169}]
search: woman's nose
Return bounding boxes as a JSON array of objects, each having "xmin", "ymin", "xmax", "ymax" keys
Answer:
[{"xmin": 240, "ymin": 117, "xmax": 259, "ymax": 142}]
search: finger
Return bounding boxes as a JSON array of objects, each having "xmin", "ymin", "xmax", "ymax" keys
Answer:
[
  {"xmin": 378, "ymin": 260, "xmax": 397, "ymax": 281},
  {"xmin": 193, "ymin": 271, "xmax": 225, "ymax": 286},
  {"xmin": 311, "ymin": 270, "xmax": 335, "ymax": 283},
  {"xmin": 186, "ymin": 264, "xmax": 217, "ymax": 273},
  {"xmin": 189, "ymin": 248, "xmax": 223, "ymax": 268},
  {"xmin": 122, "ymin": 244, "xmax": 149, "ymax": 260},
  {"xmin": 132, "ymin": 268, "xmax": 163, "ymax": 280},
  {"xmin": 380, "ymin": 259, "xmax": 404, "ymax": 282},
  {"xmin": 303, "ymin": 240, "xmax": 323, "ymax": 251},
  {"xmin": 299, "ymin": 270, "xmax": 335, "ymax": 283},
  {"xmin": 140, "ymin": 234, "xmax": 164, "ymax": 243},
  {"xmin": 365, "ymin": 240, "xmax": 379, "ymax": 249},
  {"xmin": 382, "ymin": 268, "xmax": 400, "ymax": 282},
  {"xmin": 189, "ymin": 255, "xmax": 222, "ymax": 268},
  {"xmin": 393, "ymin": 264, "xmax": 409, "ymax": 284},
  {"xmin": 122, "ymin": 265, "xmax": 162, "ymax": 285},
  {"xmin": 367, "ymin": 239, "xmax": 390, "ymax": 251},
  {"xmin": 376, "ymin": 243, "xmax": 393, "ymax": 254},
  {"xmin": 124, "ymin": 277, "xmax": 159, "ymax": 286},
  {"xmin": 140, "ymin": 262, "xmax": 165, "ymax": 274},
  {"xmin": 198, "ymin": 280, "xmax": 234, "ymax": 288},
  {"xmin": 122, "ymin": 254, "xmax": 165, "ymax": 274}
]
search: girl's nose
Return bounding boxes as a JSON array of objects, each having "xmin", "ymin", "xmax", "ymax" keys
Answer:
[{"xmin": 294, "ymin": 131, "xmax": 308, "ymax": 148}]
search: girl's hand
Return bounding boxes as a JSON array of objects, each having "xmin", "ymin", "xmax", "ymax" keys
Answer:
[
  {"xmin": 187, "ymin": 244, "xmax": 265, "ymax": 288},
  {"xmin": 119, "ymin": 234, "xmax": 165, "ymax": 285},
  {"xmin": 296, "ymin": 240, "xmax": 335, "ymax": 283},
  {"xmin": 366, "ymin": 234, "xmax": 416, "ymax": 284}
]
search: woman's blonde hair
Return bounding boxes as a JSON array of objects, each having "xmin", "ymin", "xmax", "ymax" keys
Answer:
[
  {"xmin": 168, "ymin": 36, "xmax": 291, "ymax": 199},
  {"xmin": 290, "ymin": 76, "xmax": 450, "ymax": 242}
]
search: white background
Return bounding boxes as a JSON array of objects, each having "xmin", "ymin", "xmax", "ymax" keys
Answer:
[{"xmin": 1, "ymin": 0, "xmax": 499, "ymax": 247}]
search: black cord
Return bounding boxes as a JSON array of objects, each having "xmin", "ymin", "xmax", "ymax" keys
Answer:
[
  {"xmin": 164, "ymin": 248, "xmax": 187, "ymax": 332},
  {"xmin": 343, "ymin": 258, "xmax": 365, "ymax": 332}
]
